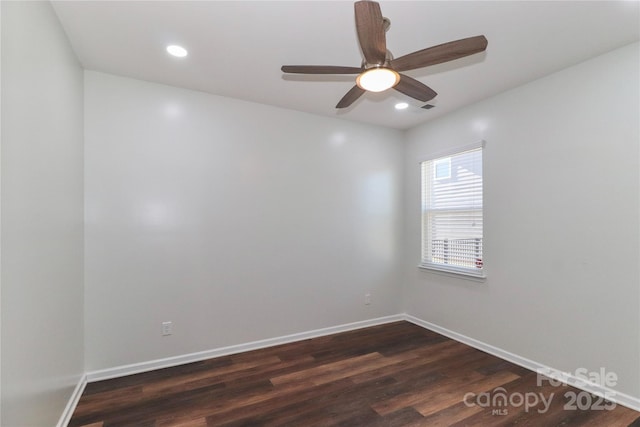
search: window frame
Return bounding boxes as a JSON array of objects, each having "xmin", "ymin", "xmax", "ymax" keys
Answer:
[{"xmin": 419, "ymin": 141, "xmax": 486, "ymax": 280}]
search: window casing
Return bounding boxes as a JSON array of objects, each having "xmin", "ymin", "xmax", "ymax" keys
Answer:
[{"xmin": 420, "ymin": 144, "xmax": 484, "ymax": 278}]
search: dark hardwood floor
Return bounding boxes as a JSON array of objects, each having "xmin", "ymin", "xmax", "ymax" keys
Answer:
[{"xmin": 69, "ymin": 321, "xmax": 640, "ymax": 426}]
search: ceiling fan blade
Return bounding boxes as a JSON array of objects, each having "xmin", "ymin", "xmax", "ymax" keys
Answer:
[
  {"xmin": 354, "ymin": 1, "xmax": 387, "ymax": 65},
  {"xmin": 394, "ymin": 74, "xmax": 437, "ymax": 102},
  {"xmin": 336, "ymin": 85, "xmax": 366, "ymax": 109},
  {"xmin": 391, "ymin": 35, "xmax": 488, "ymax": 72},
  {"xmin": 281, "ymin": 65, "xmax": 363, "ymax": 74}
]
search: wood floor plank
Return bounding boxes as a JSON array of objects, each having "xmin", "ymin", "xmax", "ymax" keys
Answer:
[
  {"xmin": 71, "ymin": 385, "xmax": 145, "ymax": 418},
  {"xmin": 204, "ymin": 379, "xmax": 359, "ymax": 426},
  {"xmin": 578, "ymin": 407, "xmax": 640, "ymax": 427},
  {"xmin": 156, "ymin": 416, "xmax": 208, "ymax": 427},
  {"xmin": 377, "ymin": 407, "xmax": 431, "ymax": 427},
  {"xmin": 413, "ymin": 370, "xmax": 522, "ymax": 417},
  {"xmin": 141, "ymin": 355, "xmax": 283, "ymax": 395},
  {"xmin": 418, "ymin": 400, "xmax": 487, "ymax": 426},
  {"xmin": 82, "ymin": 357, "xmax": 233, "ymax": 396},
  {"xmin": 370, "ymin": 351, "xmax": 499, "ymax": 416},
  {"xmin": 250, "ymin": 377, "xmax": 400, "ymax": 427},
  {"xmin": 348, "ymin": 340, "xmax": 466, "ymax": 385},
  {"xmin": 270, "ymin": 352, "xmax": 383, "ymax": 385},
  {"xmin": 69, "ymin": 321, "xmax": 640, "ymax": 426}
]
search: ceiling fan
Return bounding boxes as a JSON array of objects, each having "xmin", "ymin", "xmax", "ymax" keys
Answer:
[{"xmin": 281, "ymin": 0, "xmax": 488, "ymax": 109}]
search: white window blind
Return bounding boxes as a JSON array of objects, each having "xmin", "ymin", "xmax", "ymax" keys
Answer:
[{"xmin": 421, "ymin": 145, "xmax": 484, "ymax": 277}]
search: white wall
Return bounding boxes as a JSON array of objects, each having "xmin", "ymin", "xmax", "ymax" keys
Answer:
[
  {"xmin": 1, "ymin": 1, "xmax": 84, "ymax": 426},
  {"xmin": 84, "ymin": 71, "xmax": 404, "ymax": 371},
  {"xmin": 403, "ymin": 42, "xmax": 640, "ymax": 398}
]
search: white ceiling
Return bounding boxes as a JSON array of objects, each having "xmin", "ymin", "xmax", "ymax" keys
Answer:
[{"xmin": 51, "ymin": 1, "xmax": 639, "ymax": 130}]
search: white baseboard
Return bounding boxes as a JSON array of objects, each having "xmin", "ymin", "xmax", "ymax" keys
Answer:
[
  {"xmin": 57, "ymin": 373, "xmax": 87, "ymax": 427},
  {"xmin": 86, "ymin": 314, "xmax": 404, "ymax": 382},
  {"xmin": 404, "ymin": 314, "xmax": 640, "ymax": 412}
]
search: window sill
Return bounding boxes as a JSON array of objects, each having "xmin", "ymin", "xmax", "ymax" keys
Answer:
[{"xmin": 418, "ymin": 263, "xmax": 486, "ymax": 282}]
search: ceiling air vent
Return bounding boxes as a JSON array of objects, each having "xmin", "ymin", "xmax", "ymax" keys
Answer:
[{"xmin": 422, "ymin": 104, "xmax": 435, "ymax": 110}]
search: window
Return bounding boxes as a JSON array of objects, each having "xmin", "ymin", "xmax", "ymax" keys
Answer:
[
  {"xmin": 434, "ymin": 158, "xmax": 451, "ymax": 180},
  {"xmin": 421, "ymin": 143, "xmax": 484, "ymax": 278}
]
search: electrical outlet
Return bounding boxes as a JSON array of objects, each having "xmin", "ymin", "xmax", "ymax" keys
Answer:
[
  {"xmin": 162, "ymin": 321, "xmax": 172, "ymax": 336},
  {"xmin": 364, "ymin": 293, "xmax": 371, "ymax": 305}
]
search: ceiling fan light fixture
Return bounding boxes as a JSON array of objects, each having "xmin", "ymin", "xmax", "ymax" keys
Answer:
[
  {"xmin": 356, "ymin": 67, "xmax": 399, "ymax": 92},
  {"xmin": 166, "ymin": 45, "xmax": 188, "ymax": 58}
]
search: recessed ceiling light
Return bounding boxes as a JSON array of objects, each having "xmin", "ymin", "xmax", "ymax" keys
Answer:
[
  {"xmin": 395, "ymin": 102, "xmax": 409, "ymax": 110},
  {"xmin": 166, "ymin": 45, "xmax": 188, "ymax": 58}
]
